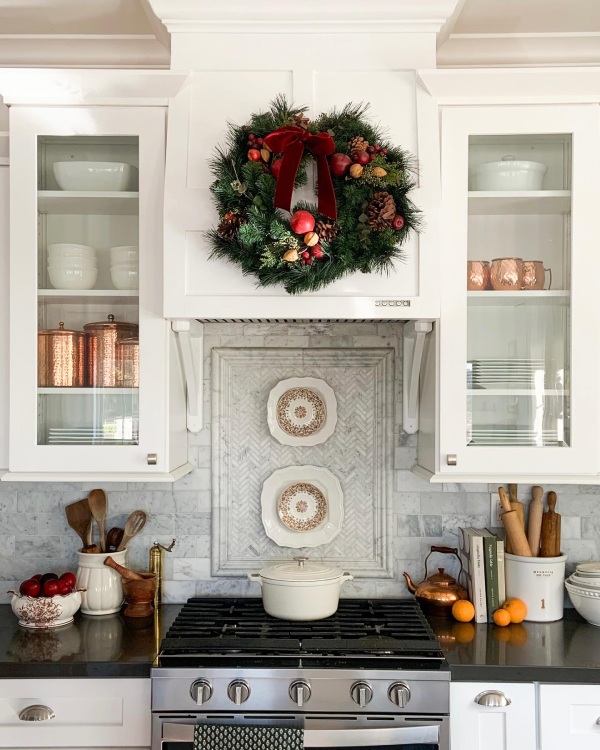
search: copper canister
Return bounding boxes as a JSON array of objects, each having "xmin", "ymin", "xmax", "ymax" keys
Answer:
[
  {"xmin": 84, "ymin": 315, "xmax": 139, "ymax": 387},
  {"xmin": 116, "ymin": 338, "xmax": 139, "ymax": 388},
  {"xmin": 38, "ymin": 322, "xmax": 85, "ymax": 387}
]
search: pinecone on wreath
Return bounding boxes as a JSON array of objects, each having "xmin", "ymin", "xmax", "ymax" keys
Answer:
[
  {"xmin": 217, "ymin": 211, "xmax": 246, "ymax": 240},
  {"xmin": 314, "ymin": 220, "xmax": 340, "ymax": 243},
  {"xmin": 366, "ymin": 191, "xmax": 397, "ymax": 231},
  {"xmin": 348, "ymin": 135, "xmax": 369, "ymax": 159}
]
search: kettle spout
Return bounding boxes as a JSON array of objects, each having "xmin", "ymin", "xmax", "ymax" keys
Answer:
[{"xmin": 403, "ymin": 571, "xmax": 417, "ymax": 594}]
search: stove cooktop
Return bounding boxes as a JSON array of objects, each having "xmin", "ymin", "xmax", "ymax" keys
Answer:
[{"xmin": 158, "ymin": 598, "xmax": 446, "ymax": 670}]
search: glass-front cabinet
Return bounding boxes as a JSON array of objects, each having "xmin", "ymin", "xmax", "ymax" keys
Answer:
[
  {"xmin": 8, "ymin": 107, "xmax": 189, "ymax": 478},
  {"xmin": 439, "ymin": 105, "xmax": 600, "ymax": 476}
]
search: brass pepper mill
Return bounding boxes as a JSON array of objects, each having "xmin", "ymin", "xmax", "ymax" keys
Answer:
[{"xmin": 149, "ymin": 539, "xmax": 176, "ymax": 608}]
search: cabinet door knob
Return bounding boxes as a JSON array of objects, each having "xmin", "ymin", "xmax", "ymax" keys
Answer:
[
  {"xmin": 475, "ymin": 690, "xmax": 511, "ymax": 707},
  {"xmin": 596, "ymin": 717, "xmax": 600, "ymax": 725},
  {"xmin": 447, "ymin": 454, "xmax": 457, "ymax": 466},
  {"xmin": 147, "ymin": 453, "xmax": 158, "ymax": 465},
  {"xmin": 19, "ymin": 705, "xmax": 55, "ymax": 721}
]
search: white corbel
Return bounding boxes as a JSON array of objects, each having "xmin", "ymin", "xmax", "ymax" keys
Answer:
[
  {"xmin": 171, "ymin": 320, "xmax": 204, "ymax": 433},
  {"xmin": 402, "ymin": 320, "xmax": 433, "ymax": 435}
]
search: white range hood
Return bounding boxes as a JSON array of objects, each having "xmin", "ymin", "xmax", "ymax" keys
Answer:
[{"xmin": 149, "ymin": 0, "xmax": 460, "ymax": 320}]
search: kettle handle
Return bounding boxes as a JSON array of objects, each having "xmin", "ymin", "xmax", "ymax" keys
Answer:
[{"xmin": 423, "ymin": 546, "xmax": 464, "ymax": 584}]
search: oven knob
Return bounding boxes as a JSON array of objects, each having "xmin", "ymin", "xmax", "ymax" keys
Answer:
[
  {"xmin": 289, "ymin": 680, "xmax": 311, "ymax": 707},
  {"xmin": 190, "ymin": 680, "xmax": 213, "ymax": 706},
  {"xmin": 227, "ymin": 680, "xmax": 251, "ymax": 705},
  {"xmin": 388, "ymin": 682, "xmax": 411, "ymax": 708},
  {"xmin": 350, "ymin": 681, "xmax": 373, "ymax": 707}
]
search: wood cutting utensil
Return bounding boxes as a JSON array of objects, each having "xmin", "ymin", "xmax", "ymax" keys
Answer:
[
  {"xmin": 527, "ymin": 485, "xmax": 544, "ymax": 557},
  {"xmin": 88, "ymin": 489, "xmax": 108, "ymax": 553},
  {"xmin": 505, "ymin": 483, "xmax": 526, "ymax": 554},
  {"xmin": 498, "ymin": 486, "xmax": 532, "ymax": 557},
  {"xmin": 540, "ymin": 490, "xmax": 561, "ymax": 557},
  {"xmin": 65, "ymin": 498, "xmax": 93, "ymax": 550},
  {"xmin": 117, "ymin": 510, "xmax": 147, "ymax": 551}
]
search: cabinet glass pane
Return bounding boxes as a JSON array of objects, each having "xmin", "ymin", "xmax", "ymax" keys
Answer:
[
  {"xmin": 36, "ymin": 136, "xmax": 140, "ymax": 446},
  {"xmin": 466, "ymin": 134, "xmax": 571, "ymax": 447}
]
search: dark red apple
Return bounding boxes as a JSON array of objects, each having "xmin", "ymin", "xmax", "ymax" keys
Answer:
[
  {"xmin": 57, "ymin": 579, "xmax": 72, "ymax": 595},
  {"xmin": 31, "ymin": 574, "xmax": 42, "ymax": 581},
  {"xmin": 39, "ymin": 573, "xmax": 58, "ymax": 588},
  {"xmin": 20, "ymin": 579, "xmax": 41, "ymax": 597},
  {"xmin": 330, "ymin": 153, "xmax": 352, "ymax": 177},
  {"xmin": 353, "ymin": 151, "xmax": 370, "ymax": 166},
  {"xmin": 270, "ymin": 158, "xmax": 283, "ymax": 179},
  {"xmin": 60, "ymin": 571, "xmax": 77, "ymax": 589},
  {"xmin": 290, "ymin": 210, "xmax": 315, "ymax": 235},
  {"xmin": 43, "ymin": 580, "xmax": 61, "ymax": 598}
]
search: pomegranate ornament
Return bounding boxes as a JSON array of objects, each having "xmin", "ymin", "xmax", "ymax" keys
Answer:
[
  {"xmin": 290, "ymin": 210, "xmax": 316, "ymax": 235},
  {"xmin": 330, "ymin": 153, "xmax": 352, "ymax": 177}
]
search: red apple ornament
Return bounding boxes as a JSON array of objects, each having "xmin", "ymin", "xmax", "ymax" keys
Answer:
[
  {"xmin": 392, "ymin": 214, "xmax": 405, "ymax": 231},
  {"xmin": 353, "ymin": 151, "xmax": 370, "ymax": 166},
  {"xmin": 330, "ymin": 153, "xmax": 352, "ymax": 177},
  {"xmin": 248, "ymin": 149, "xmax": 262, "ymax": 162},
  {"xmin": 290, "ymin": 210, "xmax": 316, "ymax": 235},
  {"xmin": 311, "ymin": 244, "xmax": 324, "ymax": 259}
]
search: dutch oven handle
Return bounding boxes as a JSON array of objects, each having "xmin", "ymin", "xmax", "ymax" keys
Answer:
[{"xmin": 423, "ymin": 545, "xmax": 465, "ymax": 585}]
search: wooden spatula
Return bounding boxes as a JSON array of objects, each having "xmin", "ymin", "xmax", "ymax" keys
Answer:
[
  {"xmin": 527, "ymin": 485, "xmax": 544, "ymax": 557},
  {"xmin": 540, "ymin": 491, "xmax": 561, "ymax": 557},
  {"xmin": 88, "ymin": 489, "xmax": 108, "ymax": 553},
  {"xmin": 117, "ymin": 510, "xmax": 147, "ymax": 551},
  {"xmin": 65, "ymin": 498, "xmax": 93, "ymax": 550},
  {"xmin": 498, "ymin": 486, "xmax": 532, "ymax": 557}
]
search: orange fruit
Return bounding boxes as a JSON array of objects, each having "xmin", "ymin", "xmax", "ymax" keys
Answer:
[
  {"xmin": 452, "ymin": 599, "xmax": 475, "ymax": 622},
  {"xmin": 503, "ymin": 598, "xmax": 527, "ymax": 624},
  {"xmin": 493, "ymin": 608, "xmax": 511, "ymax": 627},
  {"xmin": 452, "ymin": 621, "xmax": 476, "ymax": 644}
]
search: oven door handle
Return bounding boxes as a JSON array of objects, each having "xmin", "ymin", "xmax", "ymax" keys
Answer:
[{"xmin": 161, "ymin": 722, "xmax": 439, "ymax": 747}]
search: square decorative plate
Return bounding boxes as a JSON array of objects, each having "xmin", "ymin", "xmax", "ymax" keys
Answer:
[
  {"xmin": 261, "ymin": 465, "xmax": 344, "ymax": 548},
  {"xmin": 267, "ymin": 377, "xmax": 337, "ymax": 446}
]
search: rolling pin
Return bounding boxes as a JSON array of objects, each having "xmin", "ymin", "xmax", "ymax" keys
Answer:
[
  {"xmin": 498, "ymin": 486, "xmax": 532, "ymax": 557},
  {"xmin": 527, "ymin": 485, "xmax": 544, "ymax": 557},
  {"xmin": 540, "ymin": 491, "xmax": 561, "ymax": 557},
  {"xmin": 508, "ymin": 483, "xmax": 526, "ymax": 552}
]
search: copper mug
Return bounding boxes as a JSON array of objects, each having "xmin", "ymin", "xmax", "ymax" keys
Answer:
[
  {"xmin": 522, "ymin": 260, "xmax": 552, "ymax": 290},
  {"xmin": 467, "ymin": 261, "xmax": 491, "ymax": 291},
  {"xmin": 490, "ymin": 257, "xmax": 523, "ymax": 291}
]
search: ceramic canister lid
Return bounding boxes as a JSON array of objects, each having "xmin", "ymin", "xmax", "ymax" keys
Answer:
[{"xmin": 257, "ymin": 557, "xmax": 343, "ymax": 582}]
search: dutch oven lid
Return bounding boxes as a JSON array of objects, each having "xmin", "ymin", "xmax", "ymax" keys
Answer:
[
  {"xmin": 38, "ymin": 321, "xmax": 84, "ymax": 336},
  {"xmin": 258, "ymin": 556, "xmax": 342, "ymax": 582},
  {"xmin": 83, "ymin": 314, "xmax": 139, "ymax": 332}
]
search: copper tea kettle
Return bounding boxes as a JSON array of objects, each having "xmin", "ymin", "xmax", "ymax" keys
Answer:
[{"xmin": 403, "ymin": 545, "xmax": 468, "ymax": 617}]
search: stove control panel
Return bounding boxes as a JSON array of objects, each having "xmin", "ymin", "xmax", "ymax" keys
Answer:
[
  {"xmin": 227, "ymin": 680, "xmax": 250, "ymax": 705},
  {"xmin": 190, "ymin": 679, "xmax": 212, "ymax": 706},
  {"xmin": 388, "ymin": 682, "xmax": 411, "ymax": 708},
  {"xmin": 289, "ymin": 680, "xmax": 311, "ymax": 707},
  {"xmin": 350, "ymin": 681, "xmax": 373, "ymax": 707}
]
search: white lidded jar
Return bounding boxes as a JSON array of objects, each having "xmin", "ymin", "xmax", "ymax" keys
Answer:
[
  {"xmin": 76, "ymin": 549, "xmax": 126, "ymax": 616},
  {"xmin": 248, "ymin": 556, "xmax": 353, "ymax": 621}
]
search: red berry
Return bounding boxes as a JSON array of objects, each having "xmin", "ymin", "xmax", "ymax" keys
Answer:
[
  {"xmin": 248, "ymin": 133, "xmax": 256, "ymax": 141},
  {"xmin": 256, "ymin": 137, "xmax": 264, "ymax": 146},
  {"xmin": 290, "ymin": 210, "xmax": 316, "ymax": 234},
  {"xmin": 248, "ymin": 149, "xmax": 262, "ymax": 162},
  {"xmin": 305, "ymin": 256, "xmax": 313, "ymax": 265},
  {"xmin": 381, "ymin": 148, "xmax": 388, "ymax": 155},
  {"xmin": 353, "ymin": 151, "xmax": 370, "ymax": 166},
  {"xmin": 392, "ymin": 214, "xmax": 405, "ymax": 231},
  {"xmin": 367, "ymin": 146, "xmax": 375, "ymax": 154},
  {"xmin": 369, "ymin": 154, "xmax": 376, "ymax": 161},
  {"xmin": 311, "ymin": 244, "xmax": 324, "ymax": 259},
  {"xmin": 374, "ymin": 144, "xmax": 381, "ymax": 152},
  {"xmin": 301, "ymin": 251, "xmax": 311, "ymax": 260}
]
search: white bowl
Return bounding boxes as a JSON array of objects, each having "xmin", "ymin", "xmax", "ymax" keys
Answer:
[
  {"xmin": 49, "ymin": 260, "xmax": 97, "ymax": 271},
  {"xmin": 53, "ymin": 161, "xmax": 138, "ymax": 192},
  {"xmin": 576, "ymin": 563, "xmax": 600, "ymax": 576},
  {"xmin": 569, "ymin": 574, "xmax": 600, "ymax": 588},
  {"xmin": 48, "ymin": 266, "xmax": 98, "ymax": 290},
  {"xmin": 469, "ymin": 156, "xmax": 547, "ymax": 191},
  {"xmin": 110, "ymin": 260, "xmax": 138, "ymax": 269},
  {"xmin": 10, "ymin": 590, "xmax": 82, "ymax": 628},
  {"xmin": 109, "ymin": 246, "xmax": 139, "ymax": 263},
  {"xmin": 48, "ymin": 243, "xmax": 96, "ymax": 258},
  {"xmin": 110, "ymin": 267, "xmax": 138, "ymax": 290},
  {"xmin": 565, "ymin": 581, "xmax": 600, "ymax": 626}
]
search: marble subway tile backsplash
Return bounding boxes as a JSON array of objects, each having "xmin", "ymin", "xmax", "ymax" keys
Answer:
[{"xmin": 1, "ymin": 322, "xmax": 599, "ymax": 603}]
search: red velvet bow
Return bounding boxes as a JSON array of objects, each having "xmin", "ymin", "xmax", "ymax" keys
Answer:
[{"xmin": 264, "ymin": 126, "xmax": 337, "ymax": 221}]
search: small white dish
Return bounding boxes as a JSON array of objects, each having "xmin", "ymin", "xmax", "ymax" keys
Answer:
[
  {"xmin": 48, "ymin": 266, "xmax": 97, "ymax": 290},
  {"xmin": 267, "ymin": 377, "xmax": 337, "ymax": 446},
  {"xmin": 261, "ymin": 465, "xmax": 344, "ymax": 548},
  {"xmin": 48, "ymin": 242, "xmax": 97, "ymax": 258},
  {"xmin": 110, "ymin": 267, "xmax": 138, "ymax": 290},
  {"xmin": 109, "ymin": 245, "xmax": 139, "ymax": 263}
]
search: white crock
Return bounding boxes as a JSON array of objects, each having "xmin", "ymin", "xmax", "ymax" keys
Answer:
[
  {"xmin": 248, "ymin": 557, "xmax": 353, "ymax": 621},
  {"xmin": 470, "ymin": 155, "xmax": 547, "ymax": 191},
  {"xmin": 505, "ymin": 552, "xmax": 567, "ymax": 622},
  {"xmin": 76, "ymin": 549, "xmax": 127, "ymax": 616}
]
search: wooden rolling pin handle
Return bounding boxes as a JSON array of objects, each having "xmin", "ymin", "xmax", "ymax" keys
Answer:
[
  {"xmin": 548, "ymin": 491, "xmax": 557, "ymax": 513},
  {"xmin": 498, "ymin": 487, "xmax": 512, "ymax": 514},
  {"xmin": 104, "ymin": 556, "xmax": 144, "ymax": 581},
  {"xmin": 501, "ymin": 510, "xmax": 533, "ymax": 557},
  {"xmin": 527, "ymin": 486, "xmax": 544, "ymax": 557}
]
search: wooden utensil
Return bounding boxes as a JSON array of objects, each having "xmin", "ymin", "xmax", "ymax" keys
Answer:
[
  {"xmin": 498, "ymin": 487, "xmax": 532, "ymax": 557},
  {"xmin": 106, "ymin": 527, "xmax": 125, "ymax": 552},
  {"xmin": 88, "ymin": 489, "xmax": 108, "ymax": 553},
  {"xmin": 505, "ymin": 483, "xmax": 526, "ymax": 554},
  {"xmin": 117, "ymin": 510, "xmax": 147, "ymax": 551},
  {"xmin": 540, "ymin": 491, "xmax": 561, "ymax": 557},
  {"xmin": 527, "ymin": 485, "xmax": 544, "ymax": 557},
  {"xmin": 104, "ymin": 556, "xmax": 144, "ymax": 580},
  {"xmin": 65, "ymin": 498, "xmax": 93, "ymax": 550},
  {"xmin": 122, "ymin": 573, "xmax": 157, "ymax": 618}
]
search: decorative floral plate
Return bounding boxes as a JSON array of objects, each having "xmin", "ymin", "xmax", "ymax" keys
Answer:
[
  {"xmin": 267, "ymin": 377, "xmax": 337, "ymax": 446},
  {"xmin": 261, "ymin": 466, "xmax": 344, "ymax": 548}
]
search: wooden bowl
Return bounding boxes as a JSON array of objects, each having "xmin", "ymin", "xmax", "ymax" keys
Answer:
[{"xmin": 122, "ymin": 573, "xmax": 157, "ymax": 618}]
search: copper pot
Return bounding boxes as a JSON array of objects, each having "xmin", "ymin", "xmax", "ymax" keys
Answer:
[
  {"xmin": 467, "ymin": 260, "xmax": 491, "ymax": 291},
  {"xmin": 490, "ymin": 257, "xmax": 523, "ymax": 291},
  {"xmin": 522, "ymin": 260, "xmax": 552, "ymax": 291},
  {"xmin": 403, "ymin": 546, "xmax": 468, "ymax": 617},
  {"xmin": 116, "ymin": 338, "xmax": 139, "ymax": 388},
  {"xmin": 38, "ymin": 322, "xmax": 85, "ymax": 387},
  {"xmin": 84, "ymin": 315, "xmax": 138, "ymax": 387}
]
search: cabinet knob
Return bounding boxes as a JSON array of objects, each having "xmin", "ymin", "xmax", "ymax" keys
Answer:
[
  {"xmin": 18, "ymin": 705, "xmax": 55, "ymax": 722},
  {"xmin": 447, "ymin": 454, "xmax": 457, "ymax": 466},
  {"xmin": 289, "ymin": 680, "xmax": 311, "ymax": 707},
  {"xmin": 596, "ymin": 717, "xmax": 600, "ymax": 725},
  {"xmin": 227, "ymin": 680, "xmax": 250, "ymax": 705},
  {"xmin": 475, "ymin": 690, "xmax": 511, "ymax": 707},
  {"xmin": 147, "ymin": 453, "xmax": 158, "ymax": 465},
  {"xmin": 388, "ymin": 682, "xmax": 411, "ymax": 708},
  {"xmin": 190, "ymin": 679, "xmax": 212, "ymax": 706}
]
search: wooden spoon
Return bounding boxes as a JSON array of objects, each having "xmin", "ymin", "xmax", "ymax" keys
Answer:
[
  {"xmin": 106, "ymin": 527, "xmax": 125, "ymax": 552},
  {"xmin": 88, "ymin": 489, "xmax": 108, "ymax": 553},
  {"xmin": 65, "ymin": 498, "xmax": 93, "ymax": 550},
  {"xmin": 117, "ymin": 510, "xmax": 147, "ymax": 551}
]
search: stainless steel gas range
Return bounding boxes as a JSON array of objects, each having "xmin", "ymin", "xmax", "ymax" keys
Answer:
[{"xmin": 151, "ymin": 598, "xmax": 450, "ymax": 750}]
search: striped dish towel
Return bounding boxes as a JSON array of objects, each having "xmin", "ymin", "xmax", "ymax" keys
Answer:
[{"xmin": 194, "ymin": 724, "xmax": 303, "ymax": 750}]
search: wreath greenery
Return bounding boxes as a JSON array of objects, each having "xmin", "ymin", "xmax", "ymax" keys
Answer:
[{"xmin": 207, "ymin": 95, "xmax": 420, "ymax": 295}]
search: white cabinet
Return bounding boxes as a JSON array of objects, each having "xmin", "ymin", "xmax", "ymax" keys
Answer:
[
  {"xmin": 539, "ymin": 683, "xmax": 600, "ymax": 750},
  {"xmin": 0, "ymin": 678, "xmax": 150, "ymax": 748},
  {"xmin": 3, "ymin": 104, "xmax": 190, "ymax": 481},
  {"xmin": 450, "ymin": 682, "xmax": 536, "ymax": 750},
  {"xmin": 0, "ymin": 164, "xmax": 9, "ymax": 472}
]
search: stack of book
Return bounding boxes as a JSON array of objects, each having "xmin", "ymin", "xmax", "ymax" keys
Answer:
[{"xmin": 457, "ymin": 527, "xmax": 506, "ymax": 624}]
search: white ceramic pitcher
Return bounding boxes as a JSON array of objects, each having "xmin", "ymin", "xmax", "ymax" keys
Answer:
[{"xmin": 76, "ymin": 549, "xmax": 127, "ymax": 616}]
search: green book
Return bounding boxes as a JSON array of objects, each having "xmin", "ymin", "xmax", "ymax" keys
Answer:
[{"xmin": 480, "ymin": 529, "xmax": 499, "ymax": 620}]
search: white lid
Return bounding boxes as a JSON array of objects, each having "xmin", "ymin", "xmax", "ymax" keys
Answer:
[{"xmin": 258, "ymin": 557, "xmax": 342, "ymax": 582}]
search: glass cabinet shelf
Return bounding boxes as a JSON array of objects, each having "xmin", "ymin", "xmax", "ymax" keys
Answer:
[
  {"xmin": 38, "ymin": 387, "xmax": 138, "ymax": 395},
  {"xmin": 468, "ymin": 291, "xmax": 570, "ymax": 305},
  {"xmin": 468, "ymin": 190, "xmax": 571, "ymax": 215},
  {"xmin": 38, "ymin": 191, "xmax": 139, "ymax": 215}
]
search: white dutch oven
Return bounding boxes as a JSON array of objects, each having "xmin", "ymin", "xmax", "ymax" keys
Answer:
[
  {"xmin": 248, "ymin": 557, "xmax": 353, "ymax": 621},
  {"xmin": 470, "ymin": 155, "xmax": 547, "ymax": 191}
]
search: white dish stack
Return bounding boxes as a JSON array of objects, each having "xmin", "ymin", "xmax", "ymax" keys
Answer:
[
  {"xmin": 565, "ymin": 562, "xmax": 600, "ymax": 626},
  {"xmin": 47, "ymin": 243, "xmax": 98, "ymax": 290},
  {"xmin": 110, "ymin": 245, "xmax": 139, "ymax": 290}
]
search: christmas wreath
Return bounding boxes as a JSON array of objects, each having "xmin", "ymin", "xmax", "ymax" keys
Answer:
[{"xmin": 207, "ymin": 95, "xmax": 420, "ymax": 294}]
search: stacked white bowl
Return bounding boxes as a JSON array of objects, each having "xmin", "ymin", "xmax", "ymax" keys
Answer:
[
  {"xmin": 565, "ymin": 562, "xmax": 600, "ymax": 626},
  {"xmin": 110, "ymin": 246, "xmax": 139, "ymax": 290},
  {"xmin": 47, "ymin": 243, "xmax": 98, "ymax": 290}
]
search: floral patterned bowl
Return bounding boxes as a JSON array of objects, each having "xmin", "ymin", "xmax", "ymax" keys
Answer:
[{"xmin": 9, "ymin": 591, "xmax": 82, "ymax": 629}]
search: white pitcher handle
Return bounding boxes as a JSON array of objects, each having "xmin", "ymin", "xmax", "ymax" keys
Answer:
[{"xmin": 247, "ymin": 573, "xmax": 263, "ymax": 586}]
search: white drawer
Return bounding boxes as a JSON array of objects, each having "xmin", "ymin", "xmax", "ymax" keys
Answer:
[
  {"xmin": 539, "ymin": 684, "xmax": 600, "ymax": 750},
  {"xmin": 0, "ymin": 679, "xmax": 150, "ymax": 748}
]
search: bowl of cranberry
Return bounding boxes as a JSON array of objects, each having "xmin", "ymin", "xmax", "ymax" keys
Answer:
[{"xmin": 10, "ymin": 572, "xmax": 82, "ymax": 628}]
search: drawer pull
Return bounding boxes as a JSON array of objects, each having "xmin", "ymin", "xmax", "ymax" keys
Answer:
[
  {"xmin": 475, "ymin": 691, "xmax": 511, "ymax": 707},
  {"xmin": 19, "ymin": 705, "xmax": 55, "ymax": 722},
  {"xmin": 596, "ymin": 717, "xmax": 600, "ymax": 725}
]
